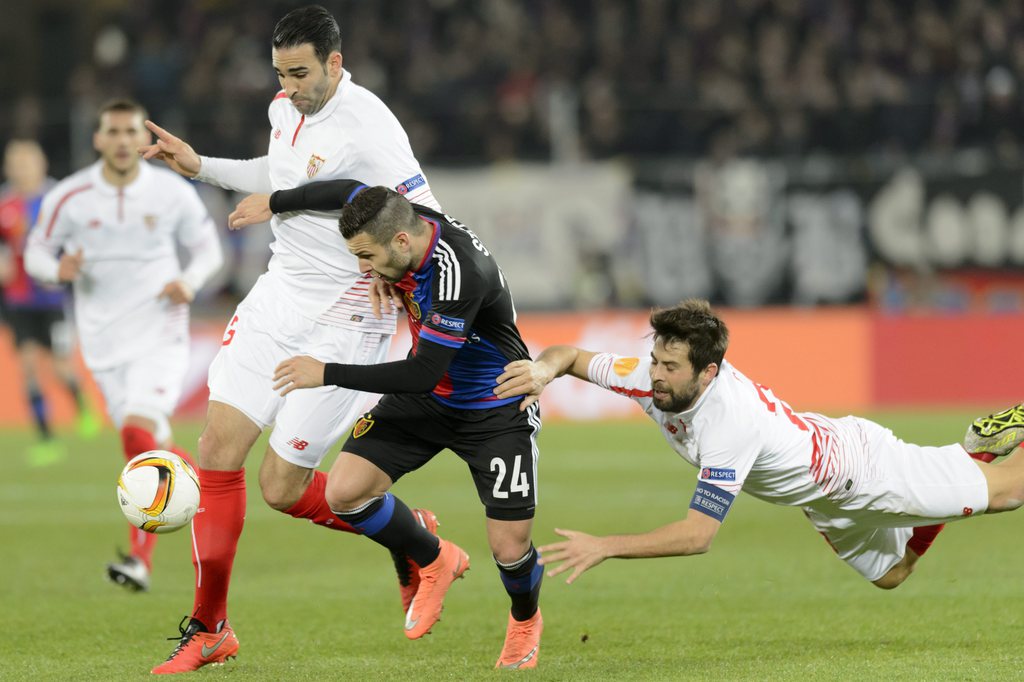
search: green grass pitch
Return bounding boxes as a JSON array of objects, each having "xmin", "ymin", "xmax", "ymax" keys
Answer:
[{"xmin": 2, "ymin": 409, "xmax": 1022, "ymax": 680}]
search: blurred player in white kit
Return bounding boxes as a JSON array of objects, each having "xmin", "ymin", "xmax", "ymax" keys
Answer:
[
  {"xmin": 24, "ymin": 98, "xmax": 223, "ymax": 593},
  {"xmin": 138, "ymin": 4, "xmax": 443, "ymax": 674}
]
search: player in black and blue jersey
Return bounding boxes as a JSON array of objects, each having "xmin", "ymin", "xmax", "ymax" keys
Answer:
[
  {"xmin": 0, "ymin": 140, "xmax": 99, "ymax": 466},
  {"xmin": 258, "ymin": 180, "xmax": 544, "ymax": 670}
]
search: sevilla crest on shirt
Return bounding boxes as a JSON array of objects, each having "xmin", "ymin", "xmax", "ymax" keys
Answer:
[{"xmin": 306, "ymin": 154, "xmax": 326, "ymax": 179}]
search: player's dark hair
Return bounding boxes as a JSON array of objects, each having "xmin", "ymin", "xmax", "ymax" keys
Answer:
[
  {"xmin": 272, "ymin": 5, "xmax": 342, "ymax": 64},
  {"xmin": 650, "ymin": 299, "xmax": 729, "ymax": 371},
  {"xmin": 95, "ymin": 98, "xmax": 148, "ymax": 130},
  {"xmin": 339, "ymin": 186, "xmax": 421, "ymax": 242}
]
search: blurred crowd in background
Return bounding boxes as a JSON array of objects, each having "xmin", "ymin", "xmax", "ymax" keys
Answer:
[
  {"xmin": 3, "ymin": 0, "xmax": 1024, "ymax": 310},
  {"xmin": 6, "ymin": 0, "xmax": 1024, "ymax": 166}
]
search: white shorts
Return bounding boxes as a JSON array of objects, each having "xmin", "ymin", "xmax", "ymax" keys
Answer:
[
  {"xmin": 89, "ymin": 339, "xmax": 189, "ymax": 442},
  {"xmin": 207, "ymin": 282, "xmax": 390, "ymax": 468},
  {"xmin": 803, "ymin": 417, "xmax": 989, "ymax": 581}
]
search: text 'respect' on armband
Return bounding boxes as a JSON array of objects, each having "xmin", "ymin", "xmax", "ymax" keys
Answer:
[{"xmin": 689, "ymin": 482, "xmax": 735, "ymax": 523}]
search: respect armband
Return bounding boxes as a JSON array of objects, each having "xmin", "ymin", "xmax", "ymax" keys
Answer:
[{"xmin": 689, "ymin": 482, "xmax": 736, "ymax": 523}]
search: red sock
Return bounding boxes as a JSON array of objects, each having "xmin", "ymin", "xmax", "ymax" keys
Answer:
[
  {"xmin": 969, "ymin": 451, "xmax": 997, "ymax": 463},
  {"xmin": 282, "ymin": 470, "xmax": 356, "ymax": 533},
  {"xmin": 192, "ymin": 468, "xmax": 246, "ymax": 631},
  {"xmin": 121, "ymin": 426, "xmax": 160, "ymax": 567},
  {"xmin": 907, "ymin": 524, "xmax": 945, "ymax": 557},
  {"xmin": 121, "ymin": 425, "xmax": 158, "ymax": 458}
]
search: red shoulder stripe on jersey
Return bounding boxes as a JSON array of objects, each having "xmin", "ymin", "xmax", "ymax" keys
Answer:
[
  {"xmin": 610, "ymin": 386, "xmax": 653, "ymax": 399},
  {"xmin": 273, "ymin": 90, "xmax": 288, "ymax": 102},
  {"xmin": 45, "ymin": 184, "xmax": 93, "ymax": 238}
]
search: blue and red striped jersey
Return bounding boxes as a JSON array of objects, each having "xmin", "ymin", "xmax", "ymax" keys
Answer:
[{"xmin": 396, "ymin": 207, "xmax": 529, "ymax": 409}]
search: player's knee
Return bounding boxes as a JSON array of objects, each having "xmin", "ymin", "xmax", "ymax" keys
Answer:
[
  {"xmin": 486, "ymin": 522, "xmax": 533, "ymax": 564},
  {"xmin": 324, "ymin": 475, "xmax": 374, "ymax": 513},
  {"xmin": 197, "ymin": 423, "xmax": 243, "ymax": 469},
  {"xmin": 258, "ymin": 474, "xmax": 302, "ymax": 511}
]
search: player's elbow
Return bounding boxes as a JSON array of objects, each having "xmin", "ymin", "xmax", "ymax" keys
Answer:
[{"xmin": 687, "ymin": 537, "xmax": 714, "ymax": 555}]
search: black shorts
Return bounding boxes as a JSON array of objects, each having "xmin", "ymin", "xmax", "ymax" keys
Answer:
[
  {"xmin": 6, "ymin": 308, "xmax": 65, "ymax": 350},
  {"xmin": 342, "ymin": 393, "xmax": 542, "ymax": 521}
]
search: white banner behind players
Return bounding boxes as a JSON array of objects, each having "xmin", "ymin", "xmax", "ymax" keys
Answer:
[{"xmin": 426, "ymin": 163, "xmax": 634, "ymax": 309}]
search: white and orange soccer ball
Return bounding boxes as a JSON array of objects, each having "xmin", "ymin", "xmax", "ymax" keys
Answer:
[{"xmin": 116, "ymin": 451, "xmax": 200, "ymax": 534}]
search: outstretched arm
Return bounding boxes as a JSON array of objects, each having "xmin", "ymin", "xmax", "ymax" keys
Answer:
[
  {"xmin": 139, "ymin": 120, "xmax": 272, "ymax": 194},
  {"xmin": 227, "ymin": 179, "xmax": 368, "ymax": 229},
  {"xmin": 494, "ymin": 345, "xmax": 598, "ymax": 410},
  {"xmin": 272, "ymin": 340, "xmax": 458, "ymax": 396},
  {"xmin": 537, "ymin": 510, "xmax": 722, "ymax": 584}
]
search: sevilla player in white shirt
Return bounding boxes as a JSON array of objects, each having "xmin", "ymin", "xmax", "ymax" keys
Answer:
[
  {"xmin": 24, "ymin": 98, "xmax": 222, "ymax": 592},
  {"xmin": 495, "ymin": 299, "xmax": 1024, "ymax": 593},
  {"xmin": 138, "ymin": 6, "xmax": 441, "ymax": 674}
]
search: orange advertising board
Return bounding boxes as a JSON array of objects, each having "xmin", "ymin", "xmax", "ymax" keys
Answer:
[{"xmin": 3, "ymin": 307, "xmax": 1019, "ymax": 428}]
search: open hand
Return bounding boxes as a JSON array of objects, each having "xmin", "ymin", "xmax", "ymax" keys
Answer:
[
  {"xmin": 368, "ymin": 276, "xmax": 405, "ymax": 319},
  {"xmin": 273, "ymin": 355, "xmax": 326, "ymax": 396},
  {"xmin": 57, "ymin": 249, "xmax": 84, "ymax": 282},
  {"xmin": 228, "ymin": 194, "xmax": 272, "ymax": 230},
  {"xmin": 537, "ymin": 528, "xmax": 609, "ymax": 584},
  {"xmin": 494, "ymin": 359, "xmax": 554, "ymax": 410},
  {"xmin": 158, "ymin": 279, "xmax": 195, "ymax": 304}
]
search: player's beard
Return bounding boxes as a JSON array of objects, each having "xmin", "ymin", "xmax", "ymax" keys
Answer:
[
  {"xmin": 652, "ymin": 376, "xmax": 702, "ymax": 413},
  {"xmin": 293, "ymin": 66, "xmax": 331, "ymax": 115},
  {"xmin": 374, "ymin": 245, "xmax": 414, "ymax": 283}
]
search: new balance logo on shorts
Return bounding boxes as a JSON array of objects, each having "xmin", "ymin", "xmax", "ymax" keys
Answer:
[{"xmin": 287, "ymin": 437, "xmax": 309, "ymax": 451}]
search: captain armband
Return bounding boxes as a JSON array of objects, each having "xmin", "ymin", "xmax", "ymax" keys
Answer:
[{"xmin": 689, "ymin": 482, "xmax": 736, "ymax": 523}]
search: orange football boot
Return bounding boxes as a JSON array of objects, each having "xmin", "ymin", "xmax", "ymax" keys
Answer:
[
  {"xmin": 151, "ymin": 617, "xmax": 239, "ymax": 675},
  {"xmin": 495, "ymin": 608, "xmax": 543, "ymax": 670},
  {"xmin": 403, "ymin": 538, "xmax": 469, "ymax": 639},
  {"xmin": 395, "ymin": 508, "xmax": 440, "ymax": 614}
]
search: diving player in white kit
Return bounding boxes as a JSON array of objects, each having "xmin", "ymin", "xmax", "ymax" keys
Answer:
[{"xmin": 495, "ymin": 299, "xmax": 1024, "ymax": 590}]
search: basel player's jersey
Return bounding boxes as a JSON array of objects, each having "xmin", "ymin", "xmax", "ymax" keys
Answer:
[
  {"xmin": 587, "ymin": 354, "xmax": 881, "ymax": 513},
  {"xmin": 399, "ymin": 207, "xmax": 529, "ymax": 409},
  {"xmin": 0, "ymin": 181, "xmax": 62, "ymax": 309}
]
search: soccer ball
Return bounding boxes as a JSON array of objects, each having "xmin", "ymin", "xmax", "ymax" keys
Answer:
[{"xmin": 117, "ymin": 451, "xmax": 200, "ymax": 534}]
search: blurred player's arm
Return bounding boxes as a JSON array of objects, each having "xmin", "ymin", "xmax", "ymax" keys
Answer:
[
  {"xmin": 140, "ymin": 120, "xmax": 272, "ymax": 194},
  {"xmin": 0, "ymin": 243, "xmax": 12, "ymax": 284},
  {"xmin": 23, "ymin": 191, "xmax": 82, "ymax": 284},
  {"xmin": 537, "ymin": 509, "xmax": 723, "ymax": 584},
  {"xmin": 494, "ymin": 345, "xmax": 598, "ymax": 409},
  {"xmin": 161, "ymin": 186, "xmax": 225, "ymax": 304}
]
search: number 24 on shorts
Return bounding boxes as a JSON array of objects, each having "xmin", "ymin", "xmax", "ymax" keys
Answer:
[{"xmin": 491, "ymin": 455, "xmax": 530, "ymax": 498}]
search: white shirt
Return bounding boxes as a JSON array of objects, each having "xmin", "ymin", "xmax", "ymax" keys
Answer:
[
  {"xmin": 588, "ymin": 354, "xmax": 873, "ymax": 511},
  {"xmin": 196, "ymin": 69, "xmax": 441, "ymax": 332},
  {"xmin": 24, "ymin": 161, "xmax": 221, "ymax": 370}
]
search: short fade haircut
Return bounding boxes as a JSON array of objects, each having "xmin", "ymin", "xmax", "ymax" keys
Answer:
[
  {"xmin": 272, "ymin": 5, "xmax": 342, "ymax": 64},
  {"xmin": 96, "ymin": 98, "xmax": 148, "ymax": 130},
  {"xmin": 339, "ymin": 186, "xmax": 421, "ymax": 242},
  {"xmin": 650, "ymin": 299, "xmax": 729, "ymax": 372}
]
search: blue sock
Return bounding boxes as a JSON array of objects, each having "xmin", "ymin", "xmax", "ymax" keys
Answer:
[
  {"xmin": 334, "ymin": 493, "xmax": 440, "ymax": 566},
  {"xmin": 497, "ymin": 545, "xmax": 543, "ymax": 620},
  {"xmin": 28, "ymin": 389, "xmax": 51, "ymax": 439}
]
